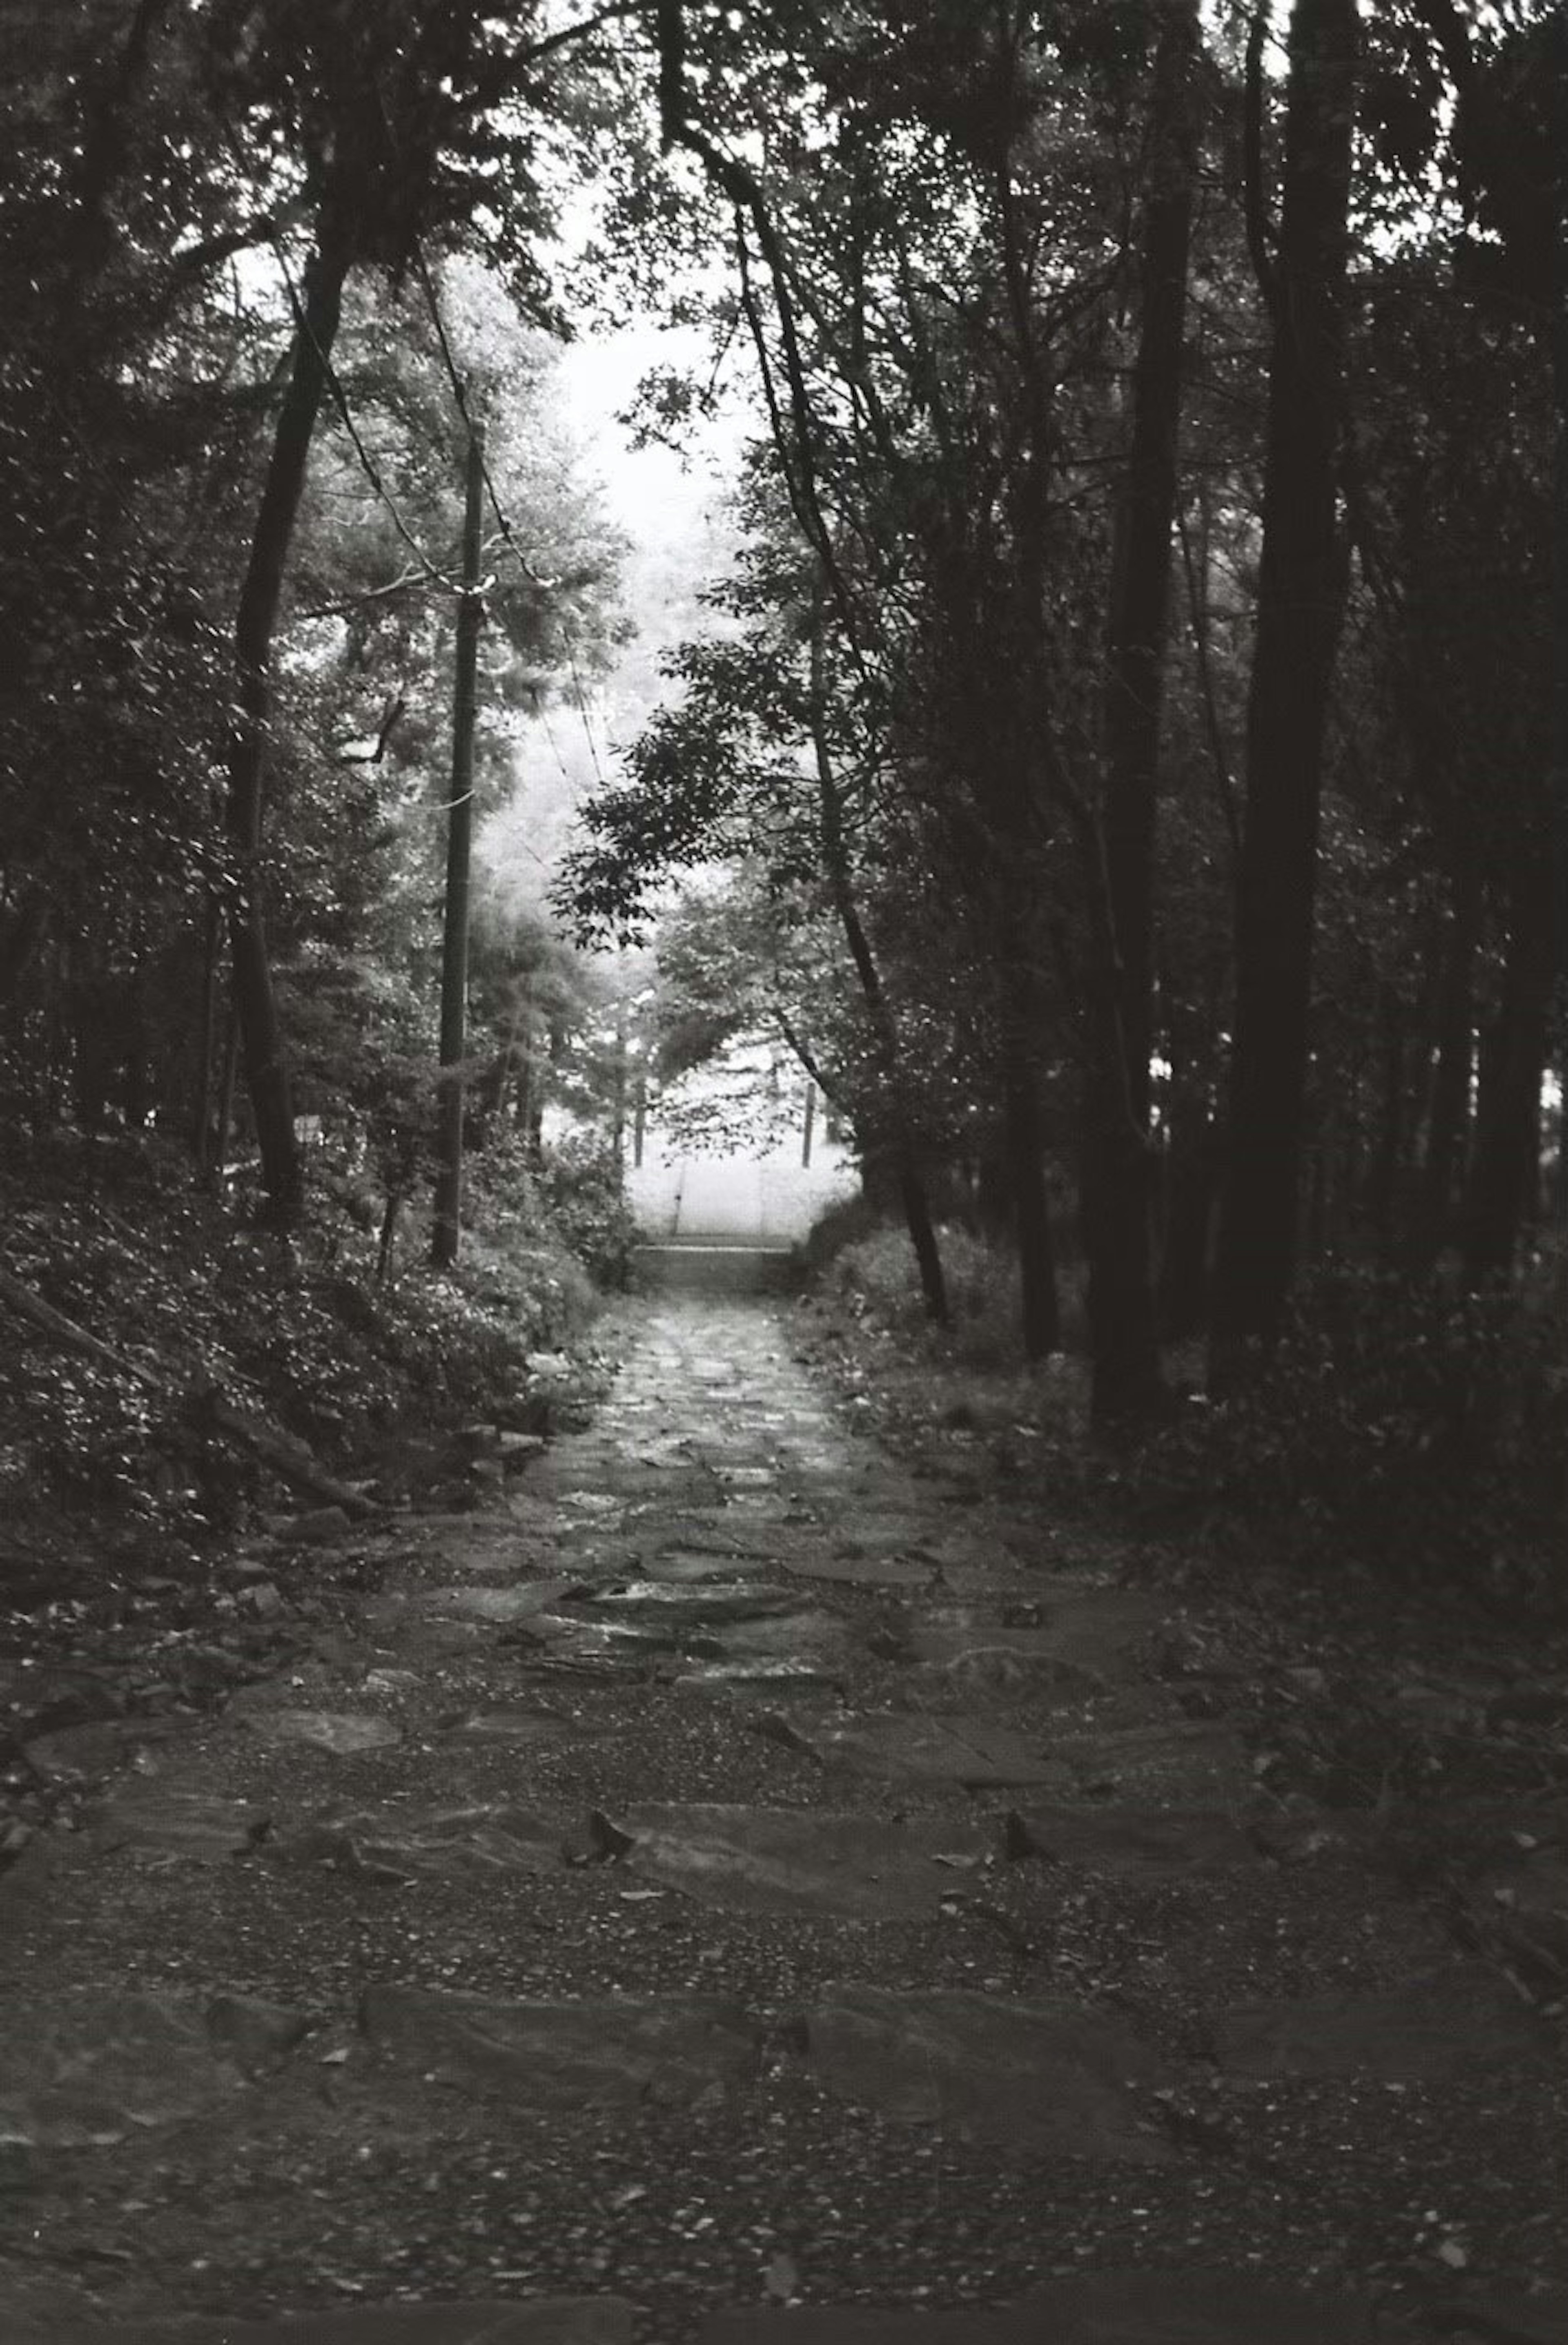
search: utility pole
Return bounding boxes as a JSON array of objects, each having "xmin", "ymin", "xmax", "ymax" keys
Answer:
[{"xmin": 431, "ymin": 420, "xmax": 485, "ymax": 1268}]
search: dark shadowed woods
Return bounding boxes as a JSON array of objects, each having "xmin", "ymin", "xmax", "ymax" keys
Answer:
[{"xmin": 0, "ymin": 5, "xmax": 1564, "ymax": 2342}]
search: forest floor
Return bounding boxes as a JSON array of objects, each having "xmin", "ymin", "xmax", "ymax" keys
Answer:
[{"xmin": 0, "ymin": 1280, "xmax": 1565, "ymax": 2345}]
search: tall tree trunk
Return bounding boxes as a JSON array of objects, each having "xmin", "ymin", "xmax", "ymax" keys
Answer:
[
  {"xmin": 1082, "ymin": 0, "xmax": 1197, "ymax": 1430},
  {"xmin": 1209, "ymin": 0, "xmax": 1358, "ymax": 1380},
  {"xmin": 1365, "ymin": 990, "xmax": 1407, "ymax": 1256},
  {"xmin": 808, "ymin": 616, "xmax": 949, "ymax": 1325},
  {"xmin": 1158, "ymin": 1099, "xmax": 1218, "ymax": 1341},
  {"xmin": 214, "ymin": 997, "xmax": 240, "ymax": 1182},
  {"xmin": 227, "ymin": 204, "xmax": 354, "ymax": 1226},
  {"xmin": 431, "ymin": 425, "xmax": 485, "ymax": 1270},
  {"xmin": 1003, "ymin": 1033, "xmax": 1061, "ymax": 1358},
  {"xmin": 610, "ymin": 996, "xmax": 629, "ymax": 1168},
  {"xmin": 1416, "ymin": 866, "xmax": 1479, "ymax": 1266},
  {"xmin": 190, "ymin": 897, "xmax": 223, "ymax": 1171},
  {"xmin": 0, "ymin": 892, "xmax": 49, "ymax": 1008},
  {"xmin": 1459, "ymin": 854, "xmax": 1554, "ymax": 1278}
]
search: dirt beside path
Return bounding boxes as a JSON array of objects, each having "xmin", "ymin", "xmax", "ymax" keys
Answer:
[{"xmin": 0, "ymin": 1295, "xmax": 1562, "ymax": 2345}]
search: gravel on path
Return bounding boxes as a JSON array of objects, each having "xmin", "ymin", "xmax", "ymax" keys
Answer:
[{"xmin": 0, "ymin": 1293, "xmax": 1561, "ymax": 2345}]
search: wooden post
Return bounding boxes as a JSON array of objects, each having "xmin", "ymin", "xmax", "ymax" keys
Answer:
[{"xmin": 431, "ymin": 422, "xmax": 485, "ymax": 1269}]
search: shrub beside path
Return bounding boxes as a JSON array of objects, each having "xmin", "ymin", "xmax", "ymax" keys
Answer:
[{"xmin": 0, "ymin": 1293, "xmax": 1562, "ymax": 2345}]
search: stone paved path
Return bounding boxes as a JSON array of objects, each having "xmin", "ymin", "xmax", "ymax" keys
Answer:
[{"xmin": 0, "ymin": 1296, "xmax": 1561, "ymax": 2345}]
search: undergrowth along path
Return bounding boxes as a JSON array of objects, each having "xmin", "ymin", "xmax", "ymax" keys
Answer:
[{"xmin": 0, "ymin": 1292, "xmax": 1561, "ymax": 2345}]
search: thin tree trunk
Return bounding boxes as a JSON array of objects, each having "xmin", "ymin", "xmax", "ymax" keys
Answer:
[
  {"xmin": 1082, "ymin": 0, "xmax": 1196, "ymax": 1430},
  {"xmin": 227, "ymin": 203, "xmax": 354, "ymax": 1226},
  {"xmin": 0, "ymin": 892, "xmax": 49, "ymax": 1008},
  {"xmin": 431, "ymin": 425, "xmax": 486, "ymax": 1270},
  {"xmin": 1459, "ymin": 854, "xmax": 1553, "ymax": 1278},
  {"xmin": 1366, "ymin": 990, "xmax": 1407, "ymax": 1256},
  {"xmin": 1416, "ymin": 867, "xmax": 1478, "ymax": 1266},
  {"xmin": 376, "ymin": 1192, "xmax": 402, "ymax": 1287},
  {"xmin": 214, "ymin": 997, "xmax": 240, "ymax": 1181},
  {"xmin": 808, "ymin": 615, "xmax": 949, "ymax": 1325},
  {"xmin": 610, "ymin": 996, "xmax": 628, "ymax": 1168},
  {"xmin": 1158, "ymin": 1101, "xmax": 1218, "ymax": 1341},
  {"xmin": 1003, "ymin": 1039, "xmax": 1060, "ymax": 1358},
  {"xmin": 1209, "ymin": 0, "xmax": 1358, "ymax": 1381},
  {"xmin": 190, "ymin": 897, "xmax": 222, "ymax": 1171}
]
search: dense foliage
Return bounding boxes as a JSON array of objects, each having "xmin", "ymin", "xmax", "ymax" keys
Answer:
[
  {"xmin": 0, "ymin": 1, "xmax": 1560, "ymax": 1581},
  {"xmin": 561, "ymin": 0, "xmax": 1561, "ymax": 1437}
]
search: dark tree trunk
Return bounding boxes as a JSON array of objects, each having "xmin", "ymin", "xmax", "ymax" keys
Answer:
[
  {"xmin": 226, "ymin": 204, "xmax": 354, "ymax": 1227},
  {"xmin": 1305, "ymin": 1101, "xmax": 1332, "ymax": 1258},
  {"xmin": 1158, "ymin": 1103, "xmax": 1218, "ymax": 1342},
  {"xmin": 1209, "ymin": 0, "xmax": 1358, "ymax": 1380},
  {"xmin": 808, "ymin": 617, "xmax": 948, "ymax": 1326},
  {"xmin": 375, "ymin": 1192, "xmax": 402, "ymax": 1287},
  {"xmin": 214, "ymin": 998, "xmax": 240, "ymax": 1181},
  {"xmin": 1459, "ymin": 855, "xmax": 1554, "ymax": 1278},
  {"xmin": 1002, "ymin": 1039, "xmax": 1060, "ymax": 1358},
  {"xmin": 121, "ymin": 950, "xmax": 150, "ymax": 1131},
  {"xmin": 190, "ymin": 898, "xmax": 223, "ymax": 1171},
  {"xmin": 514, "ymin": 1039, "xmax": 537, "ymax": 1142},
  {"xmin": 1416, "ymin": 870, "xmax": 1479, "ymax": 1266},
  {"xmin": 610, "ymin": 1000, "xmax": 629, "ymax": 1168},
  {"xmin": 975, "ymin": 1148, "xmax": 1012, "ymax": 1239},
  {"xmin": 431, "ymin": 426, "xmax": 485, "ymax": 1271},
  {"xmin": 0, "ymin": 892, "xmax": 49, "ymax": 1007},
  {"xmin": 1365, "ymin": 991, "xmax": 1407, "ymax": 1255},
  {"xmin": 1082, "ymin": 0, "xmax": 1197, "ymax": 1430}
]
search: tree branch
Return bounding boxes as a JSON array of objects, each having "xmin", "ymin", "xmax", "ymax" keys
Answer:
[
  {"xmin": 0, "ymin": 1268, "xmax": 381, "ymax": 1518},
  {"xmin": 1243, "ymin": 6, "xmax": 1282, "ymax": 317}
]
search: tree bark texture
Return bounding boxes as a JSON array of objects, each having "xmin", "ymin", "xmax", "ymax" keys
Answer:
[
  {"xmin": 809, "ymin": 618, "xmax": 949, "ymax": 1326},
  {"xmin": 1460, "ymin": 852, "xmax": 1555, "ymax": 1277},
  {"xmin": 226, "ymin": 207, "xmax": 354, "ymax": 1226},
  {"xmin": 1003, "ymin": 1039, "xmax": 1061, "ymax": 1358},
  {"xmin": 1209, "ymin": 0, "xmax": 1358, "ymax": 1375},
  {"xmin": 1082, "ymin": 0, "xmax": 1197, "ymax": 1429},
  {"xmin": 1416, "ymin": 868, "xmax": 1478, "ymax": 1266},
  {"xmin": 1157, "ymin": 1102, "xmax": 1219, "ymax": 1340},
  {"xmin": 432, "ymin": 425, "xmax": 486, "ymax": 1269}
]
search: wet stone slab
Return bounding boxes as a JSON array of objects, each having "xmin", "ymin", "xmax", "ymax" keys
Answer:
[
  {"xmin": 780, "ymin": 1550, "xmax": 937, "ymax": 1590},
  {"xmin": 273, "ymin": 1799, "xmax": 570, "ymax": 1880},
  {"xmin": 638, "ymin": 1547, "xmax": 777, "ymax": 1583},
  {"xmin": 1005, "ymin": 1804, "xmax": 1260, "ymax": 1877},
  {"xmin": 88, "ymin": 1780, "xmax": 268, "ymax": 1863},
  {"xmin": 578, "ymin": 1582, "xmax": 798, "ymax": 1624},
  {"xmin": 238, "ymin": 1710, "xmax": 403, "ymax": 1755},
  {"xmin": 6, "ymin": 2301, "xmax": 638, "ymax": 2345},
  {"xmin": 693, "ymin": 2271, "xmax": 1392, "ymax": 2343},
  {"xmin": 359, "ymin": 1985, "xmax": 763, "ymax": 2110},
  {"xmin": 21, "ymin": 1719, "xmax": 194, "ymax": 1784},
  {"xmin": 420, "ymin": 1580, "xmax": 587, "ymax": 1623},
  {"xmin": 1214, "ymin": 1962, "xmax": 1556, "ymax": 2080},
  {"xmin": 672, "ymin": 1658, "xmax": 842, "ymax": 1697},
  {"xmin": 0, "ymin": 1989, "xmax": 305, "ymax": 2147},
  {"xmin": 596, "ymin": 1803, "xmax": 995, "ymax": 1919},
  {"xmin": 801, "ymin": 1986, "xmax": 1174, "ymax": 2160},
  {"xmin": 783, "ymin": 1713, "xmax": 1076, "ymax": 1790},
  {"xmin": 908, "ymin": 1643, "xmax": 1109, "ymax": 1705},
  {"xmin": 1046, "ymin": 1719, "xmax": 1250, "ymax": 1801},
  {"xmin": 437, "ymin": 1704, "xmax": 587, "ymax": 1744}
]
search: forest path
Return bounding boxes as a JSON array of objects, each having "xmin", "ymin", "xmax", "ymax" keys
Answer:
[{"xmin": 0, "ymin": 1296, "xmax": 1560, "ymax": 2345}]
